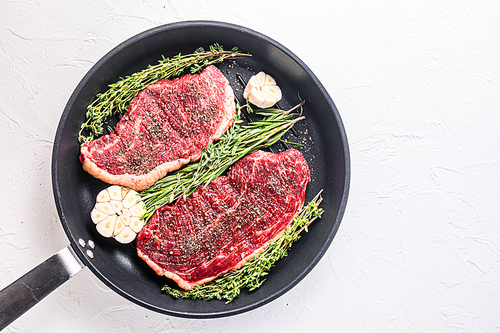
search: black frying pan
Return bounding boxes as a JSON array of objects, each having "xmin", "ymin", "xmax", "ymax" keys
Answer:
[{"xmin": 0, "ymin": 21, "xmax": 349, "ymax": 327}]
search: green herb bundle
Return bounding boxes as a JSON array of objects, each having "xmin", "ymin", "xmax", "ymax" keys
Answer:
[
  {"xmin": 140, "ymin": 102, "xmax": 305, "ymax": 221},
  {"xmin": 162, "ymin": 191, "xmax": 324, "ymax": 303},
  {"xmin": 78, "ymin": 44, "xmax": 249, "ymax": 143}
]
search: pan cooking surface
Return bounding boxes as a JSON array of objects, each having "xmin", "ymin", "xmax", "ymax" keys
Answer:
[{"xmin": 52, "ymin": 21, "xmax": 349, "ymax": 318}]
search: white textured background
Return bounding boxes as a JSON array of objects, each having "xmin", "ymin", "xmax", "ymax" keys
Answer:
[{"xmin": 1, "ymin": 0, "xmax": 499, "ymax": 332}]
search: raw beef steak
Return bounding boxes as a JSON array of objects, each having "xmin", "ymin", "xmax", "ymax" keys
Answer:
[
  {"xmin": 136, "ymin": 149, "xmax": 310, "ymax": 290},
  {"xmin": 80, "ymin": 65, "xmax": 235, "ymax": 191}
]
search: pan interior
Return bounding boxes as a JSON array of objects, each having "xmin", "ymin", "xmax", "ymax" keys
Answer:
[{"xmin": 52, "ymin": 21, "xmax": 349, "ymax": 318}]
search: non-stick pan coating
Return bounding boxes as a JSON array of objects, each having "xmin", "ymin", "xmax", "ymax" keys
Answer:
[{"xmin": 52, "ymin": 21, "xmax": 350, "ymax": 318}]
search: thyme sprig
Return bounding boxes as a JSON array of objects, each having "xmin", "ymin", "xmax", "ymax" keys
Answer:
[
  {"xmin": 140, "ymin": 101, "xmax": 305, "ymax": 221},
  {"xmin": 78, "ymin": 44, "xmax": 250, "ymax": 143},
  {"xmin": 162, "ymin": 191, "xmax": 324, "ymax": 303}
]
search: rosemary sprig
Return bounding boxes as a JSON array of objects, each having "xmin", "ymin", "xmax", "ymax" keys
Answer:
[
  {"xmin": 78, "ymin": 44, "xmax": 250, "ymax": 144},
  {"xmin": 140, "ymin": 101, "xmax": 305, "ymax": 221},
  {"xmin": 162, "ymin": 191, "xmax": 324, "ymax": 303}
]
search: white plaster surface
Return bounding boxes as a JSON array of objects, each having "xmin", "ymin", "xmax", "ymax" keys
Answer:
[{"xmin": 1, "ymin": 0, "xmax": 499, "ymax": 331}]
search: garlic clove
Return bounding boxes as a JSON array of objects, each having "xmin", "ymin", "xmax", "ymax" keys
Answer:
[
  {"xmin": 96, "ymin": 215, "xmax": 117, "ymax": 238},
  {"xmin": 107, "ymin": 185, "xmax": 122, "ymax": 201},
  {"xmin": 94, "ymin": 202, "xmax": 114, "ymax": 215},
  {"xmin": 91, "ymin": 208, "xmax": 108, "ymax": 224},
  {"xmin": 96, "ymin": 188, "xmax": 111, "ymax": 203},
  {"xmin": 243, "ymin": 75, "xmax": 260, "ymax": 99},
  {"xmin": 118, "ymin": 214, "xmax": 130, "ymax": 227},
  {"xmin": 261, "ymin": 85, "xmax": 282, "ymax": 103},
  {"xmin": 130, "ymin": 201, "xmax": 146, "ymax": 217},
  {"xmin": 113, "ymin": 216, "xmax": 126, "ymax": 236},
  {"xmin": 109, "ymin": 200, "xmax": 123, "ymax": 214},
  {"xmin": 129, "ymin": 216, "xmax": 144, "ymax": 233},
  {"xmin": 263, "ymin": 74, "xmax": 277, "ymax": 86},
  {"xmin": 114, "ymin": 226, "xmax": 136, "ymax": 244},
  {"xmin": 247, "ymin": 89, "xmax": 267, "ymax": 108},
  {"xmin": 254, "ymin": 71, "xmax": 267, "ymax": 86},
  {"xmin": 123, "ymin": 189, "xmax": 140, "ymax": 209}
]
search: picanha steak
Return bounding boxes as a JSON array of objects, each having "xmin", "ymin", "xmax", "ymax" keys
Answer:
[
  {"xmin": 136, "ymin": 149, "xmax": 310, "ymax": 290},
  {"xmin": 80, "ymin": 65, "xmax": 235, "ymax": 191}
]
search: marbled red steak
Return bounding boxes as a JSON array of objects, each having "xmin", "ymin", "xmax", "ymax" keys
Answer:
[
  {"xmin": 136, "ymin": 149, "xmax": 310, "ymax": 290},
  {"xmin": 80, "ymin": 65, "xmax": 235, "ymax": 191}
]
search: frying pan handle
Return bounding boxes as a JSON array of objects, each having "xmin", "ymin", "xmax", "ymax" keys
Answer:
[{"xmin": 0, "ymin": 245, "xmax": 85, "ymax": 330}]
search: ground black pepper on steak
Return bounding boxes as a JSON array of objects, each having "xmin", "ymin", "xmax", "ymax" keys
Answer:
[
  {"xmin": 136, "ymin": 149, "xmax": 310, "ymax": 290},
  {"xmin": 80, "ymin": 65, "xmax": 235, "ymax": 191}
]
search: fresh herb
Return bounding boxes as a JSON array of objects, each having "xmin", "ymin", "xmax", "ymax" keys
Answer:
[
  {"xmin": 162, "ymin": 191, "xmax": 324, "ymax": 303},
  {"xmin": 78, "ymin": 44, "xmax": 250, "ymax": 144},
  {"xmin": 140, "ymin": 101, "xmax": 305, "ymax": 221}
]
